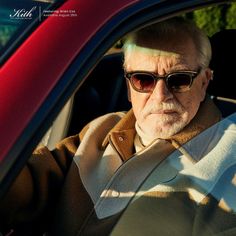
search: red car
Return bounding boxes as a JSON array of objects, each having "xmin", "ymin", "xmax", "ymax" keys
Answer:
[{"xmin": 0, "ymin": 0, "xmax": 235, "ymax": 235}]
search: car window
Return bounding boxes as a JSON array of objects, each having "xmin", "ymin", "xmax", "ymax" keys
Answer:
[
  {"xmin": 0, "ymin": 0, "xmax": 64, "ymax": 63},
  {"xmin": 37, "ymin": 2, "xmax": 236, "ymax": 149}
]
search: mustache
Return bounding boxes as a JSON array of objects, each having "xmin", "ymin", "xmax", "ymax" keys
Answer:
[{"xmin": 142, "ymin": 101, "xmax": 184, "ymax": 118}]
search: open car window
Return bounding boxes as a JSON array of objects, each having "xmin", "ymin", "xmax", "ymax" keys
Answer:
[{"xmin": 39, "ymin": 2, "xmax": 236, "ymax": 148}]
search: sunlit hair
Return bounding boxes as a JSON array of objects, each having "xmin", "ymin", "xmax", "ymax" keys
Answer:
[{"xmin": 123, "ymin": 17, "xmax": 212, "ymax": 69}]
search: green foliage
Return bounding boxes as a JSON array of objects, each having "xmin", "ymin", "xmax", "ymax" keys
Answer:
[
  {"xmin": 226, "ymin": 3, "xmax": 236, "ymax": 29},
  {"xmin": 193, "ymin": 6, "xmax": 225, "ymax": 36},
  {"xmin": 185, "ymin": 2, "xmax": 236, "ymax": 36}
]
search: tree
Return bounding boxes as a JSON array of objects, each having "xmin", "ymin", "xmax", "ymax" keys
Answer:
[{"xmin": 187, "ymin": 2, "xmax": 236, "ymax": 36}]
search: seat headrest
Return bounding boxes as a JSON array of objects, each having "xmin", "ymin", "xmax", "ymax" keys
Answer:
[{"xmin": 208, "ymin": 29, "xmax": 236, "ymax": 99}]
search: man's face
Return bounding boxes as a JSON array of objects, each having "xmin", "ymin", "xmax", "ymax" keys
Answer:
[{"xmin": 124, "ymin": 38, "xmax": 211, "ymax": 139}]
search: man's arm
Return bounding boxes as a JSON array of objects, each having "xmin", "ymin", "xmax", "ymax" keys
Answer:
[{"xmin": 0, "ymin": 133, "xmax": 81, "ymax": 235}]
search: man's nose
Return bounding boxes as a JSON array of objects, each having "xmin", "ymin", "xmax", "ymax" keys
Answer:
[{"xmin": 150, "ymin": 79, "xmax": 174, "ymax": 102}]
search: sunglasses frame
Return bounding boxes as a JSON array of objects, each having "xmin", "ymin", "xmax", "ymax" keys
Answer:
[{"xmin": 125, "ymin": 69, "xmax": 201, "ymax": 93}]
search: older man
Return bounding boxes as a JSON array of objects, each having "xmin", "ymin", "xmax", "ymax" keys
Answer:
[
  {"xmin": 123, "ymin": 18, "xmax": 213, "ymax": 145},
  {"xmin": 1, "ymin": 17, "xmax": 235, "ymax": 236}
]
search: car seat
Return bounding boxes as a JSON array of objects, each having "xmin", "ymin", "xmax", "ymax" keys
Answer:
[
  {"xmin": 66, "ymin": 53, "xmax": 131, "ymax": 136},
  {"xmin": 39, "ymin": 53, "xmax": 131, "ymax": 148},
  {"xmin": 208, "ymin": 29, "xmax": 236, "ymax": 117}
]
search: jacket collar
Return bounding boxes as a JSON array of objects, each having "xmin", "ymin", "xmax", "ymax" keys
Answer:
[
  {"xmin": 102, "ymin": 96, "xmax": 222, "ymax": 161},
  {"xmin": 102, "ymin": 109, "xmax": 136, "ymax": 160}
]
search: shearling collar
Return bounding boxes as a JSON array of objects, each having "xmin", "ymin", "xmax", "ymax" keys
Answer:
[{"xmin": 102, "ymin": 97, "xmax": 222, "ymax": 161}]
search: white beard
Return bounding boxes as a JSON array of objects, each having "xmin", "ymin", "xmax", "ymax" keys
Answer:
[{"xmin": 136, "ymin": 100, "xmax": 188, "ymax": 144}]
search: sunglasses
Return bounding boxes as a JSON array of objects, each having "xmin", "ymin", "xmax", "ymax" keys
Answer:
[{"xmin": 125, "ymin": 69, "xmax": 201, "ymax": 93}]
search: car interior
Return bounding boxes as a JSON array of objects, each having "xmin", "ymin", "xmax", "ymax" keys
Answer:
[
  {"xmin": 208, "ymin": 29, "xmax": 236, "ymax": 116},
  {"xmin": 40, "ymin": 28, "xmax": 236, "ymax": 149}
]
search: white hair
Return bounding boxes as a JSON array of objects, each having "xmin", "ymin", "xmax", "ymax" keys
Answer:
[{"xmin": 123, "ymin": 17, "xmax": 212, "ymax": 69}]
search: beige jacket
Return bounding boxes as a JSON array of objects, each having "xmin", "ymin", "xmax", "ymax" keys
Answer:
[{"xmin": 0, "ymin": 97, "xmax": 223, "ymax": 235}]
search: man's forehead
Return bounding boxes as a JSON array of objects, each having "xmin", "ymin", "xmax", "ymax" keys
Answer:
[
  {"xmin": 125, "ymin": 44, "xmax": 181, "ymax": 58},
  {"xmin": 123, "ymin": 44, "xmax": 190, "ymax": 71}
]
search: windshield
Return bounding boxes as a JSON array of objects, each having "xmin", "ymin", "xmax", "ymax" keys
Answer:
[{"xmin": 0, "ymin": 0, "xmax": 64, "ymax": 64}]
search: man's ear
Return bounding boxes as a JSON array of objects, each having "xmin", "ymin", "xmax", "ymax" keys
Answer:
[
  {"xmin": 200, "ymin": 68, "xmax": 213, "ymax": 102},
  {"xmin": 202, "ymin": 68, "xmax": 213, "ymax": 91}
]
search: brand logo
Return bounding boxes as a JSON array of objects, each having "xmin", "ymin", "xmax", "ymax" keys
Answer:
[{"xmin": 9, "ymin": 6, "xmax": 37, "ymax": 19}]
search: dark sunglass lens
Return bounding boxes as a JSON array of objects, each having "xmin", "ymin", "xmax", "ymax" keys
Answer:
[
  {"xmin": 131, "ymin": 74, "xmax": 155, "ymax": 91},
  {"xmin": 167, "ymin": 74, "xmax": 192, "ymax": 91}
]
